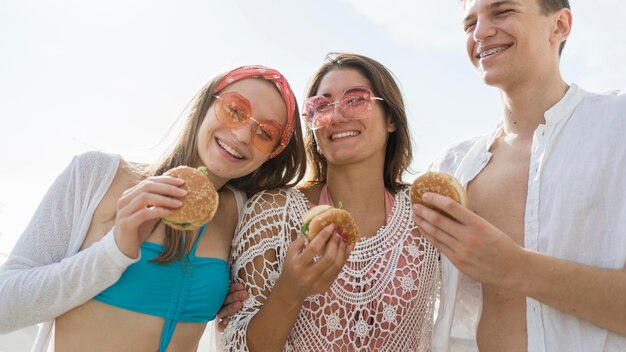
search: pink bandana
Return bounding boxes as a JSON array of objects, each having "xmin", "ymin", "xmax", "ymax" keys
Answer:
[{"xmin": 215, "ymin": 65, "xmax": 296, "ymax": 158}]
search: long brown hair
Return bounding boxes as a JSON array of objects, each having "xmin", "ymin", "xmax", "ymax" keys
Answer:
[
  {"xmin": 303, "ymin": 53, "xmax": 412, "ymax": 194},
  {"xmin": 140, "ymin": 69, "xmax": 306, "ymax": 263}
]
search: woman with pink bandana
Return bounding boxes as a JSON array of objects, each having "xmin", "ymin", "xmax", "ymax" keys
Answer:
[{"xmin": 0, "ymin": 65, "xmax": 306, "ymax": 352}]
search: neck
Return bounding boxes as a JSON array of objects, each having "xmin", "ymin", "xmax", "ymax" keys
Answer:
[
  {"xmin": 498, "ymin": 73, "xmax": 569, "ymax": 138},
  {"xmin": 325, "ymin": 162, "xmax": 387, "ymax": 214},
  {"xmin": 191, "ymin": 161, "xmax": 228, "ymax": 190},
  {"xmin": 205, "ymin": 174, "xmax": 227, "ymax": 191}
]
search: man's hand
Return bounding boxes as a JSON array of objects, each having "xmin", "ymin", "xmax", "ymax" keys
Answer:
[{"xmin": 412, "ymin": 192, "xmax": 526, "ymax": 287}]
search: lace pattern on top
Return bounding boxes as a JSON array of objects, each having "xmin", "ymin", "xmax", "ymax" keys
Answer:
[{"xmin": 222, "ymin": 187, "xmax": 440, "ymax": 352}]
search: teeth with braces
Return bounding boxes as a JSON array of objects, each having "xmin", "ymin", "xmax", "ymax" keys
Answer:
[
  {"xmin": 479, "ymin": 47, "xmax": 507, "ymax": 58},
  {"xmin": 331, "ymin": 131, "xmax": 359, "ymax": 140},
  {"xmin": 217, "ymin": 140, "xmax": 243, "ymax": 159}
]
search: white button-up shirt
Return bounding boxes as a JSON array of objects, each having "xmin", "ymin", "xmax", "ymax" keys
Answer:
[{"xmin": 430, "ymin": 84, "xmax": 626, "ymax": 352}]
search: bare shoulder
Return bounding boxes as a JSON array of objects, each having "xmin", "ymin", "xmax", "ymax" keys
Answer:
[
  {"xmin": 193, "ymin": 187, "xmax": 239, "ymax": 260},
  {"xmin": 296, "ymin": 183, "xmax": 322, "ymax": 207},
  {"xmin": 97, "ymin": 160, "xmax": 141, "ymax": 216},
  {"xmin": 212, "ymin": 187, "xmax": 238, "ymax": 232}
]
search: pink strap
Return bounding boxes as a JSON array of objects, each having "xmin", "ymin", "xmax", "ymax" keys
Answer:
[{"xmin": 319, "ymin": 184, "xmax": 395, "ymax": 220}]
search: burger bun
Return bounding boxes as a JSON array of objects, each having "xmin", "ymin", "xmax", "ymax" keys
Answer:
[
  {"xmin": 162, "ymin": 166, "xmax": 218, "ymax": 231},
  {"xmin": 301, "ymin": 205, "xmax": 360, "ymax": 246},
  {"xmin": 410, "ymin": 171, "xmax": 467, "ymax": 213}
]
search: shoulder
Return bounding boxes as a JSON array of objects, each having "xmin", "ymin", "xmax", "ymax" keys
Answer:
[
  {"xmin": 576, "ymin": 85, "xmax": 626, "ymax": 113},
  {"xmin": 88, "ymin": 155, "xmax": 139, "ymax": 225},
  {"xmin": 296, "ymin": 183, "xmax": 321, "ymax": 205},
  {"xmin": 232, "ymin": 188, "xmax": 301, "ymax": 256},
  {"xmin": 429, "ymin": 136, "xmax": 483, "ymax": 174},
  {"xmin": 244, "ymin": 187, "xmax": 303, "ymax": 214},
  {"xmin": 214, "ymin": 187, "xmax": 239, "ymax": 227},
  {"xmin": 235, "ymin": 188, "xmax": 304, "ymax": 238},
  {"xmin": 62, "ymin": 150, "xmax": 122, "ymax": 188},
  {"xmin": 72, "ymin": 150, "xmax": 120, "ymax": 170},
  {"xmin": 53, "ymin": 151, "xmax": 122, "ymax": 196}
]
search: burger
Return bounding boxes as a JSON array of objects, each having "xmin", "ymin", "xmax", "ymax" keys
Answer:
[
  {"xmin": 410, "ymin": 171, "xmax": 468, "ymax": 213},
  {"xmin": 300, "ymin": 204, "xmax": 360, "ymax": 246},
  {"xmin": 162, "ymin": 165, "xmax": 219, "ymax": 231}
]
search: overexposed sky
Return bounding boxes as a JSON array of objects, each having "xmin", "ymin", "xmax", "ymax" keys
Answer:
[{"xmin": 1, "ymin": 0, "xmax": 625, "ymax": 257}]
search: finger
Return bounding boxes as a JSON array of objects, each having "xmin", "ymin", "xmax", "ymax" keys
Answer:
[
  {"xmin": 118, "ymin": 206, "xmax": 172, "ymax": 233},
  {"xmin": 228, "ymin": 282, "xmax": 246, "ymax": 293},
  {"xmin": 316, "ymin": 230, "xmax": 342, "ymax": 270},
  {"xmin": 419, "ymin": 225, "xmax": 455, "ymax": 257},
  {"xmin": 119, "ymin": 177, "xmax": 187, "ymax": 206},
  {"xmin": 326, "ymin": 237, "xmax": 350, "ymax": 273},
  {"xmin": 217, "ymin": 317, "xmax": 230, "ymax": 332},
  {"xmin": 216, "ymin": 300, "xmax": 244, "ymax": 319},
  {"xmin": 221, "ymin": 287, "xmax": 249, "ymax": 306},
  {"xmin": 316, "ymin": 246, "xmax": 349, "ymax": 288},
  {"xmin": 412, "ymin": 202, "xmax": 462, "ymax": 240},
  {"xmin": 421, "ymin": 192, "xmax": 474, "ymax": 225},
  {"xmin": 301, "ymin": 224, "xmax": 335, "ymax": 261},
  {"xmin": 120, "ymin": 176, "xmax": 184, "ymax": 199},
  {"xmin": 287, "ymin": 235, "xmax": 307, "ymax": 258},
  {"xmin": 119, "ymin": 192, "xmax": 183, "ymax": 218},
  {"xmin": 413, "ymin": 207, "xmax": 458, "ymax": 256}
]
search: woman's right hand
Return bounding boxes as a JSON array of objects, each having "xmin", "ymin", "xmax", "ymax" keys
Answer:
[
  {"xmin": 114, "ymin": 176, "xmax": 187, "ymax": 258},
  {"xmin": 278, "ymin": 224, "xmax": 352, "ymax": 302}
]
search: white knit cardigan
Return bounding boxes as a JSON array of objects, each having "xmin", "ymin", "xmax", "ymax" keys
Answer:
[{"xmin": 0, "ymin": 151, "xmax": 136, "ymax": 350}]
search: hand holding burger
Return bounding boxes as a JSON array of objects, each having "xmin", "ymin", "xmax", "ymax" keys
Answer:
[
  {"xmin": 300, "ymin": 204, "xmax": 360, "ymax": 246},
  {"xmin": 277, "ymin": 204, "xmax": 355, "ymax": 300},
  {"xmin": 410, "ymin": 171, "xmax": 467, "ymax": 213},
  {"xmin": 162, "ymin": 165, "xmax": 219, "ymax": 231}
]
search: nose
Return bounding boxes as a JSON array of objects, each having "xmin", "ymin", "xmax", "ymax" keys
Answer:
[
  {"xmin": 473, "ymin": 18, "xmax": 496, "ymax": 43},
  {"xmin": 230, "ymin": 121, "xmax": 254, "ymax": 145},
  {"xmin": 329, "ymin": 102, "xmax": 349, "ymax": 124}
]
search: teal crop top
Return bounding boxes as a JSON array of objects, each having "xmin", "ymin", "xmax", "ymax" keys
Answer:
[{"xmin": 94, "ymin": 224, "xmax": 229, "ymax": 352}]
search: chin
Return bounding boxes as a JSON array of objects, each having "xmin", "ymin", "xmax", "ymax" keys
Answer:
[{"xmin": 480, "ymin": 70, "xmax": 506, "ymax": 88}]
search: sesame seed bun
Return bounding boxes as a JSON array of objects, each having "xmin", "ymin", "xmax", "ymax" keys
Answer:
[
  {"xmin": 162, "ymin": 166, "xmax": 218, "ymax": 231},
  {"xmin": 300, "ymin": 205, "xmax": 360, "ymax": 246},
  {"xmin": 410, "ymin": 171, "xmax": 467, "ymax": 212}
]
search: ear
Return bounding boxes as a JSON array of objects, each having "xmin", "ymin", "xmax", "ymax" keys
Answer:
[
  {"xmin": 386, "ymin": 114, "xmax": 397, "ymax": 133},
  {"xmin": 551, "ymin": 8, "xmax": 572, "ymax": 47}
]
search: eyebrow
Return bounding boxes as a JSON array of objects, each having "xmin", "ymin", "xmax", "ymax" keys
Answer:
[{"xmin": 463, "ymin": 0, "xmax": 521, "ymax": 24}]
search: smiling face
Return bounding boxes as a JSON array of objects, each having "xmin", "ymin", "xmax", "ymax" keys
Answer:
[
  {"xmin": 196, "ymin": 78, "xmax": 287, "ymax": 186},
  {"xmin": 462, "ymin": 0, "xmax": 565, "ymax": 89},
  {"xmin": 313, "ymin": 68, "xmax": 396, "ymax": 168}
]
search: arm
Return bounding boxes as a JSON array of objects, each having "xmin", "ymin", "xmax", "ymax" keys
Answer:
[
  {"xmin": 0, "ymin": 154, "xmax": 136, "ymax": 333},
  {"xmin": 413, "ymin": 193, "xmax": 626, "ymax": 335},
  {"xmin": 246, "ymin": 231, "xmax": 347, "ymax": 352},
  {"xmin": 222, "ymin": 191, "xmax": 350, "ymax": 352},
  {"xmin": 0, "ymin": 153, "xmax": 186, "ymax": 333}
]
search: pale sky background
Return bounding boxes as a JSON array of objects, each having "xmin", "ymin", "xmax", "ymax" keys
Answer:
[{"xmin": 1, "ymin": 0, "xmax": 625, "ymax": 348}]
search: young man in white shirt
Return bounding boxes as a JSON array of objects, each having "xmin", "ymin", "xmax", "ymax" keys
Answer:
[{"xmin": 412, "ymin": 0, "xmax": 626, "ymax": 351}]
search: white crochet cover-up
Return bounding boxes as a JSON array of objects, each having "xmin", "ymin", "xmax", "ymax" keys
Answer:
[{"xmin": 222, "ymin": 186, "xmax": 439, "ymax": 352}]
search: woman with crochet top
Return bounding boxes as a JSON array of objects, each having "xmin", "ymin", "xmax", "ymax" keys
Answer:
[
  {"xmin": 0, "ymin": 65, "xmax": 306, "ymax": 352},
  {"xmin": 222, "ymin": 53, "xmax": 439, "ymax": 352}
]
